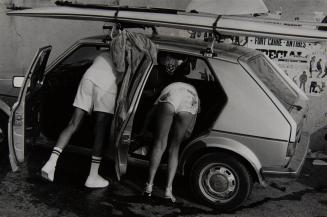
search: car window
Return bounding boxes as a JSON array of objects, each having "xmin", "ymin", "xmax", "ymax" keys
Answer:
[
  {"xmin": 44, "ymin": 44, "xmax": 109, "ymax": 93},
  {"xmin": 247, "ymin": 55, "xmax": 298, "ymax": 108},
  {"xmin": 58, "ymin": 45, "xmax": 109, "ymax": 68},
  {"xmin": 47, "ymin": 45, "xmax": 109, "ymax": 86},
  {"xmin": 30, "ymin": 50, "xmax": 49, "ymax": 88},
  {"xmin": 185, "ymin": 58, "xmax": 215, "ymax": 81},
  {"xmin": 141, "ymin": 51, "xmax": 216, "ymax": 97}
]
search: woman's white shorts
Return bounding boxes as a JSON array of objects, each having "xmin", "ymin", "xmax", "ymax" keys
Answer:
[{"xmin": 155, "ymin": 82, "xmax": 199, "ymax": 115}]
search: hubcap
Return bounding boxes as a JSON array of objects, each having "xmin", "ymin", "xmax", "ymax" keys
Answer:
[{"xmin": 199, "ymin": 163, "xmax": 238, "ymax": 202}]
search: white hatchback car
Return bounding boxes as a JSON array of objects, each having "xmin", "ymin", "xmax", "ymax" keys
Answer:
[{"xmin": 8, "ymin": 32, "xmax": 310, "ymax": 211}]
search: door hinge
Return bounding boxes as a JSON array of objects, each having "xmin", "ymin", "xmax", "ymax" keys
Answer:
[
  {"xmin": 121, "ymin": 134, "xmax": 130, "ymax": 145},
  {"xmin": 14, "ymin": 114, "xmax": 23, "ymax": 126}
]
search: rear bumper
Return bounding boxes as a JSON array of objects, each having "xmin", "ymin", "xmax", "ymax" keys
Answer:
[{"xmin": 261, "ymin": 132, "xmax": 310, "ymax": 178}]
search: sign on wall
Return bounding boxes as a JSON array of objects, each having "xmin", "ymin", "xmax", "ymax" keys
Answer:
[{"xmin": 247, "ymin": 36, "xmax": 327, "ymax": 96}]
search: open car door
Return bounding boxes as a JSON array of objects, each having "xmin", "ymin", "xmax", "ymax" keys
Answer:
[
  {"xmin": 8, "ymin": 46, "xmax": 52, "ymax": 171},
  {"xmin": 113, "ymin": 55, "xmax": 153, "ymax": 180}
]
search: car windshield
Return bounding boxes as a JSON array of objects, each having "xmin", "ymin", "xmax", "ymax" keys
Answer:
[{"xmin": 247, "ymin": 55, "xmax": 298, "ymax": 109}]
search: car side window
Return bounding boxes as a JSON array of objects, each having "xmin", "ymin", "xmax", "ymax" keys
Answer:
[
  {"xmin": 56, "ymin": 45, "xmax": 109, "ymax": 69},
  {"xmin": 185, "ymin": 58, "xmax": 215, "ymax": 81},
  {"xmin": 30, "ymin": 50, "xmax": 50, "ymax": 88},
  {"xmin": 47, "ymin": 45, "xmax": 109, "ymax": 87}
]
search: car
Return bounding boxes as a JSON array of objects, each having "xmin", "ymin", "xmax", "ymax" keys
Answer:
[
  {"xmin": 7, "ymin": 3, "xmax": 314, "ymax": 212},
  {"xmin": 8, "ymin": 32, "xmax": 311, "ymax": 211}
]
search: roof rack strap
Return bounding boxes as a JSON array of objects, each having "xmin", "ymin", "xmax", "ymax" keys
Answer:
[
  {"xmin": 212, "ymin": 15, "xmax": 222, "ymax": 41},
  {"xmin": 113, "ymin": 7, "xmax": 123, "ymax": 31}
]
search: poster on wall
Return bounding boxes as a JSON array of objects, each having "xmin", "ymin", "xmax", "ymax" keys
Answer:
[{"xmin": 246, "ymin": 36, "xmax": 327, "ymax": 96}]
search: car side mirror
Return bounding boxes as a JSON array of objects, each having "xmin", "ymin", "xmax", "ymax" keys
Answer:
[{"xmin": 12, "ymin": 76, "xmax": 25, "ymax": 88}]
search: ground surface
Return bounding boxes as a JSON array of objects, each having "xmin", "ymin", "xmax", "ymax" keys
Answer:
[{"xmin": 0, "ymin": 148, "xmax": 327, "ymax": 217}]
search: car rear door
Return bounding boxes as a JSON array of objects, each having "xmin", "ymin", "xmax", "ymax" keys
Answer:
[
  {"xmin": 8, "ymin": 46, "xmax": 52, "ymax": 171},
  {"xmin": 113, "ymin": 55, "xmax": 153, "ymax": 180}
]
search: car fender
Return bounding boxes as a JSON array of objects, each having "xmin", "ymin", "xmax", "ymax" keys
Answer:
[{"xmin": 180, "ymin": 134, "xmax": 266, "ymax": 185}]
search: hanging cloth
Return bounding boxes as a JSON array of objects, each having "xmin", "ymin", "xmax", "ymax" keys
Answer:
[{"xmin": 110, "ymin": 30, "xmax": 158, "ymax": 84}]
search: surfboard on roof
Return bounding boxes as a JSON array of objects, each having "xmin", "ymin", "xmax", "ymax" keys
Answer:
[
  {"xmin": 186, "ymin": 0, "xmax": 268, "ymax": 15},
  {"xmin": 6, "ymin": 0, "xmax": 327, "ymax": 41}
]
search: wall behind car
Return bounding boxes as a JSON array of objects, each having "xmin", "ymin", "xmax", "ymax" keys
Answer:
[
  {"xmin": 253, "ymin": 0, "xmax": 327, "ymax": 152},
  {"xmin": 264, "ymin": 0, "xmax": 327, "ymax": 21}
]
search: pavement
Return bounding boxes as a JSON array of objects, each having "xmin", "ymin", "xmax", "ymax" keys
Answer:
[{"xmin": 0, "ymin": 148, "xmax": 327, "ymax": 217}]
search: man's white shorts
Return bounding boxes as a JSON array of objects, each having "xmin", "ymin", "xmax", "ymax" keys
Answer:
[{"xmin": 73, "ymin": 78, "xmax": 116, "ymax": 114}]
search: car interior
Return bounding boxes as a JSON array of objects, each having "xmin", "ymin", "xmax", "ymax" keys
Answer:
[
  {"xmin": 129, "ymin": 51, "xmax": 227, "ymax": 159},
  {"xmin": 25, "ymin": 45, "xmax": 227, "ymax": 160},
  {"xmin": 26, "ymin": 45, "xmax": 107, "ymax": 150}
]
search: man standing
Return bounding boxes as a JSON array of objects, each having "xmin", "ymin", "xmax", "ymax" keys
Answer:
[
  {"xmin": 321, "ymin": 60, "xmax": 327, "ymax": 78},
  {"xmin": 317, "ymin": 58, "xmax": 323, "ymax": 78},
  {"xmin": 41, "ymin": 52, "xmax": 117, "ymax": 188},
  {"xmin": 309, "ymin": 56, "xmax": 316, "ymax": 78},
  {"xmin": 299, "ymin": 71, "xmax": 307, "ymax": 92}
]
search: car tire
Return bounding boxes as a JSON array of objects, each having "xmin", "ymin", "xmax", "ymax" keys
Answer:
[{"xmin": 189, "ymin": 152, "xmax": 253, "ymax": 212}]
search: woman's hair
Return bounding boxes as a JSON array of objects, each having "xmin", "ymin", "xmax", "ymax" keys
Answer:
[{"xmin": 158, "ymin": 53, "xmax": 191, "ymax": 76}]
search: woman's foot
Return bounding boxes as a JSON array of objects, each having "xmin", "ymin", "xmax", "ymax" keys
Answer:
[
  {"xmin": 143, "ymin": 182, "xmax": 153, "ymax": 197},
  {"xmin": 85, "ymin": 174, "xmax": 109, "ymax": 188},
  {"xmin": 164, "ymin": 186, "xmax": 176, "ymax": 203},
  {"xmin": 41, "ymin": 160, "xmax": 56, "ymax": 182}
]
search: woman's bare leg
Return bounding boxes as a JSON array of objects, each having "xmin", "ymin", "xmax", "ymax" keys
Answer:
[
  {"xmin": 166, "ymin": 112, "xmax": 194, "ymax": 200},
  {"xmin": 41, "ymin": 108, "xmax": 86, "ymax": 181},
  {"xmin": 146, "ymin": 103, "xmax": 174, "ymax": 187}
]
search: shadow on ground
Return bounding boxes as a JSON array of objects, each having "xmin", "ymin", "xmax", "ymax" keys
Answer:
[
  {"xmin": 22, "ymin": 147, "xmax": 217, "ymax": 217},
  {"xmin": 2, "ymin": 146, "xmax": 327, "ymax": 217}
]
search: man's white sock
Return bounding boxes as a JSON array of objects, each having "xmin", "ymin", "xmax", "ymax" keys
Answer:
[
  {"xmin": 49, "ymin": 147, "xmax": 62, "ymax": 165},
  {"xmin": 89, "ymin": 156, "xmax": 101, "ymax": 177},
  {"xmin": 85, "ymin": 156, "xmax": 109, "ymax": 188}
]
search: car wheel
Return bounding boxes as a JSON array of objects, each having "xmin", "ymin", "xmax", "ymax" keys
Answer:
[{"xmin": 189, "ymin": 152, "xmax": 253, "ymax": 211}]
